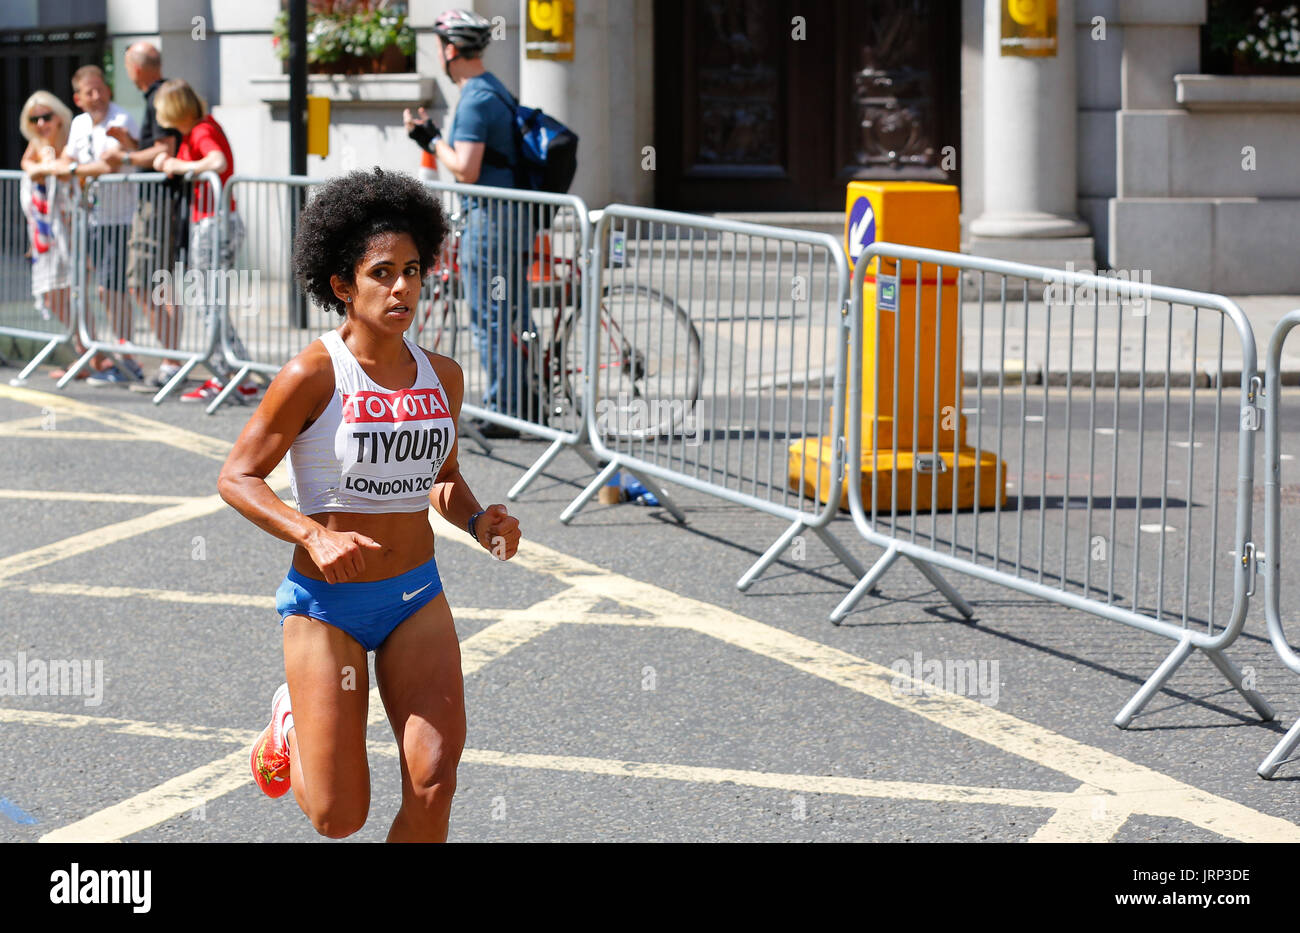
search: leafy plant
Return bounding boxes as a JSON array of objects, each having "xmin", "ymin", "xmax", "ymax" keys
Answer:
[
  {"xmin": 272, "ymin": 0, "xmax": 414, "ymax": 65},
  {"xmin": 1202, "ymin": 0, "xmax": 1300, "ymax": 73},
  {"xmin": 1238, "ymin": 4, "xmax": 1300, "ymax": 64}
]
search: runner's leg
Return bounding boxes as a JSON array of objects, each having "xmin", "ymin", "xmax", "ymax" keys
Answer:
[
  {"xmin": 373, "ymin": 592, "xmax": 465, "ymax": 843},
  {"xmin": 282, "ymin": 614, "xmax": 372, "ymax": 838}
]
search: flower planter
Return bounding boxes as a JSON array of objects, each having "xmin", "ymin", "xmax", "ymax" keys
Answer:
[{"xmin": 306, "ymin": 45, "xmax": 411, "ymax": 76}]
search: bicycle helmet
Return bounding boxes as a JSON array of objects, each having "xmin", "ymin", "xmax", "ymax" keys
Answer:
[{"xmin": 433, "ymin": 9, "xmax": 493, "ymax": 53}]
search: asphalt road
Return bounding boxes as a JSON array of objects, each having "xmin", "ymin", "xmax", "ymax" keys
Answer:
[{"xmin": 2, "ymin": 365, "xmax": 1300, "ymax": 844}]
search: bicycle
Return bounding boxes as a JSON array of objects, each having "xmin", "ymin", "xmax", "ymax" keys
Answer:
[{"xmin": 418, "ymin": 208, "xmax": 702, "ymax": 439}]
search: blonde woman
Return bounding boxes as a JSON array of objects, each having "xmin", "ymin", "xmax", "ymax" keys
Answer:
[
  {"xmin": 18, "ymin": 91, "xmax": 93, "ymax": 379},
  {"xmin": 152, "ymin": 78, "xmax": 259, "ymax": 402}
]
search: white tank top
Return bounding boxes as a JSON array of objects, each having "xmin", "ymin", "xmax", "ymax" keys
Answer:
[{"xmin": 287, "ymin": 330, "xmax": 456, "ymax": 515}]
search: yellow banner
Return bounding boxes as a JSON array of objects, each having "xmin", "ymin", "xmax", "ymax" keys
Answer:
[
  {"xmin": 306, "ymin": 96, "xmax": 330, "ymax": 158},
  {"xmin": 1000, "ymin": 0, "xmax": 1057, "ymax": 57},
  {"xmin": 526, "ymin": 0, "xmax": 574, "ymax": 60}
]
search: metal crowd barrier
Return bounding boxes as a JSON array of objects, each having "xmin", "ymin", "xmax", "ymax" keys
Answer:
[
  {"xmin": 55, "ymin": 171, "xmax": 225, "ymax": 402},
  {"xmin": 833, "ymin": 242, "xmax": 1273, "ymax": 730},
  {"xmin": 414, "ymin": 178, "xmax": 598, "ymax": 490},
  {"xmin": 1, "ymin": 169, "xmax": 76, "ymax": 380},
  {"xmin": 560, "ymin": 205, "xmax": 866, "ymax": 589},
  {"xmin": 213, "ymin": 175, "xmax": 325, "ymax": 414},
  {"xmin": 215, "ymin": 175, "xmax": 600, "ymax": 499},
  {"xmin": 1259, "ymin": 309, "xmax": 1300, "ymax": 778}
]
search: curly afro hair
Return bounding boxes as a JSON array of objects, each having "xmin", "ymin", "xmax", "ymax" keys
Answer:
[{"xmin": 292, "ymin": 167, "xmax": 448, "ymax": 316}]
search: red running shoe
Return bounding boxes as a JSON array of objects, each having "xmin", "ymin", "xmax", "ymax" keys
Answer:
[{"xmin": 250, "ymin": 683, "xmax": 293, "ymax": 798}]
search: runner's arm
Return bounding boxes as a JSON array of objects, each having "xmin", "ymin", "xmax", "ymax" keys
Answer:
[
  {"xmin": 217, "ymin": 354, "xmax": 333, "ymax": 549},
  {"xmin": 426, "ymin": 353, "xmax": 482, "ymax": 525},
  {"xmin": 425, "ymin": 351, "xmax": 520, "ymax": 557}
]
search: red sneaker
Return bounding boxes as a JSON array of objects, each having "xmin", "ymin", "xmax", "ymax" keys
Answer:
[
  {"xmin": 180, "ymin": 378, "xmax": 223, "ymax": 403},
  {"xmin": 181, "ymin": 377, "xmax": 261, "ymax": 403},
  {"xmin": 250, "ymin": 683, "xmax": 293, "ymax": 798}
]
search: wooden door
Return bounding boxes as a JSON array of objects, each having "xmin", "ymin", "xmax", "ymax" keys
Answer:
[{"xmin": 654, "ymin": 0, "xmax": 960, "ymax": 212}]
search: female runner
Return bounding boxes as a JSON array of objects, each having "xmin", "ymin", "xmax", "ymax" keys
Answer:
[{"xmin": 217, "ymin": 168, "xmax": 520, "ymax": 842}]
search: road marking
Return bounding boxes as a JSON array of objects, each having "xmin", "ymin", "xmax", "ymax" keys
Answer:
[
  {"xmin": 1029, "ymin": 786, "xmax": 1133, "ymax": 842},
  {"xmin": 0, "ymin": 427, "xmax": 172, "ymax": 442},
  {"xmin": 365, "ymin": 585, "xmax": 607, "ymax": 725},
  {"xmin": 0, "ymin": 706, "xmax": 257, "ymax": 745},
  {"xmin": 0, "ymin": 797, "xmax": 38, "ymax": 825},
  {"xmin": 6, "ymin": 386, "xmax": 1297, "ymax": 843},
  {"xmin": 0, "ymin": 490, "xmax": 292, "ymax": 583},
  {"xmin": 0, "ymin": 383, "xmax": 234, "ymax": 461},
  {"xmin": 40, "ymin": 749, "xmax": 250, "ymax": 843},
  {"xmin": 4, "ymin": 706, "xmax": 1094, "ymax": 838},
  {"xmin": 506, "ymin": 539, "xmax": 1300, "ymax": 843},
  {"xmin": 0, "ymin": 489, "xmax": 194, "ymax": 505},
  {"xmin": 451, "ymin": 747, "xmax": 1089, "ymax": 812},
  {"xmin": 0, "ymin": 581, "xmax": 502, "ymax": 620}
]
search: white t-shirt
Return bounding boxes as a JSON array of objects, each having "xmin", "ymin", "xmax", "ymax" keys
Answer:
[{"xmin": 66, "ymin": 102, "xmax": 140, "ymax": 226}]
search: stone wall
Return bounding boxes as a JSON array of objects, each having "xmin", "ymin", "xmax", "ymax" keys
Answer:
[{"xmin": 1097, "ymin": 0, "xmax": 1300, "ymax": 293}]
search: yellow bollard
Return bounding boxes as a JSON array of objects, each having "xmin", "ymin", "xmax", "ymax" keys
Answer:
[{"xmin": 788, "ymin": 181, "xmax": 1006, "ymax": 512}]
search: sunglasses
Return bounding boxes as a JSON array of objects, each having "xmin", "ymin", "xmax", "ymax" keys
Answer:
[{"xmin": 28, "ymin": 112, "xmax": 56, "ymax": 124}]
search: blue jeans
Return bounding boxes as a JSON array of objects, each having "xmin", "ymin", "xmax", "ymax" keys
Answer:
[{"xmin": 461, "ymin": 200, "xmax": 533, "ymax": 417}]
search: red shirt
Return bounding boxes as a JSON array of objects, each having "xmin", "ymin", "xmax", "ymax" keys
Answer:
[{"xmin": 178, "ymin": 115, "xmax": 235, "ymax": 221}]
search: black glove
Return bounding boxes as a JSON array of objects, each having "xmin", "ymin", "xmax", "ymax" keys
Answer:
[{"xmin": 408, "ymin": 118, "xmax": 441, "ymax": 152}]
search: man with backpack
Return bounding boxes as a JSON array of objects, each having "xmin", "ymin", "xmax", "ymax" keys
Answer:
[{"xmin": 404, "ymin": 8, "xmax": 534, "ymax": 438}]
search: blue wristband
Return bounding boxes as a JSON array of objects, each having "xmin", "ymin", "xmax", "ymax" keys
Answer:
[{"xmin": 468, "ymin": 509, "xmax": 487, "ymax": 541}]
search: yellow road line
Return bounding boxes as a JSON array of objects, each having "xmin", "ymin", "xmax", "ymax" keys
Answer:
[
  {"xmin": 0, "ymin": 581, "xmax": 501, "ymax": 621},
  {"xmin": 0, "ymin": 383, "xmax": 234, "ymax": 461},
  {"xmin": 452, "ymin": 747, "xmax": 1089, "ymax": 812},
  {"xmin": 6, "ymin": 386, "xmax": 1297, "ymax": 842},
  {"xmin": 39, "ymin": 749, "xmax": 250, "ymax": 843},
  {"xmin": 0, "ymin": 489, "xmax": 194, "ymax": 505},
  {"xmin": 0, "ymin": 706, "xmax": 256, "ymax": 745},
  {"xmin": 505, "ymin": 539, "xmax": 1300, "ymax": 843},
  {"xmin": 0, "ymin": 490, "xmax": 292, "ymax": 583},
  {"xmin": 364, "ymin": 586, "xmax": 603, "ymax": 724},
  {"xmin": 1029, "ymin": 786, "xmax": 1135, "ymax": 842},
  {"xmin": 0, "ymin": 428, "xmax": 169, "ymax": 442},
  {"xmin": 4, "ymin": 706, "xmax": 1091, "ymax": 842}
]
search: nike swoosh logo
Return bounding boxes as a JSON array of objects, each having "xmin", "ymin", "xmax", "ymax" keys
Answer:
[{"xmin": 402, "ymin": 581, "xmax": 433, "ymax": 601}]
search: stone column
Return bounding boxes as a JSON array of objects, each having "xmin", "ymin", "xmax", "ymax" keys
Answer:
[
  {"xmin": 518, "ymin": 0, "xmax": 609, "ymax": 208},
  {"xmin": 969, "ymin": 0, "xmax": 1093, "ymax": 269}
]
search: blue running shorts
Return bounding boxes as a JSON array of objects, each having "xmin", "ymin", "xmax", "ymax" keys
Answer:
[{"xmin": 275, "ymin": 555, "xmax": 443, "ymax": 652}]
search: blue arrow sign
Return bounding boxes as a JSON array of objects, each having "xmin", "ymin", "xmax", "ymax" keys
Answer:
[{"xmin": 847, "ymin": 196, "xmax": 875, "ymax": 261}]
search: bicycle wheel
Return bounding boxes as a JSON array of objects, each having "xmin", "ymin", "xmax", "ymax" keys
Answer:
[{"xmin": 562, "ymin": 284, "xmax": 702, "ymax": 440}]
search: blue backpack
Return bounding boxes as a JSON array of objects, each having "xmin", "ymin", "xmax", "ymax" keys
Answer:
[{"xmin": 481, "ymin": 85, "xmax": 579, "ymax": 194}]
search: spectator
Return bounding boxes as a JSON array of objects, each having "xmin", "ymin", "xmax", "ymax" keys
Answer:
[
  {"xmin": 150, "ymin": 78, "xmax": 259, "ymax": 403},
  {"xmin": 121, "ymin": 41, "xmax": 186, "ymax": 388},
  {"xmin": 51, "ymin": 64, "xmax": 145, "ymax": 386},
  {"xmin": 404, "ymin": 8, "xmax": 535, "ymax": 439},
  {"xmin": 17, "ymin": 91, "xmax": 80, "ymax": 377}
]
